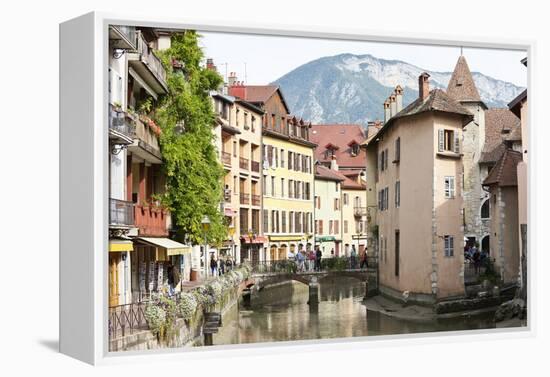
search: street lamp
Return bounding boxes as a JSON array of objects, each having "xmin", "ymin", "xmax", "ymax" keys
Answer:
[
  {"xmin": 201, "ymin": 215, "xmax": 210, "ymax": 279},
  {"xmin": 228, "ymin": 225, "xmax": 235, "ymax": 266}
]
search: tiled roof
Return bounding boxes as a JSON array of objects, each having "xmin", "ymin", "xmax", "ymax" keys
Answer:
[
  {"xmin": 483, "ymin": 148, "xmax": 522, "ymax": 187},
  {"xmin": 310, "ymin": 124, "xmax": 367, "ymax": 168},
  {"xmin": 508, "ymin": 89, "xmax": 527, "ymax": 118},
  {"xmin": 315, "ymin": 165, "xmax": 346, "ymax": 182},
  {"xmin": 232, "ymin": 85, "xmax": 291, "ymax": 113},
  {"xmin": 479, "ymin": 108, "xmax": 521, "ymax": 164},
  {"xmin": 341, "ymin": 175, "xmax": 366, "ymax": 190},
  {"xmin": 447, "ymin": 56, "xmax": 482, "ymax": 103}
]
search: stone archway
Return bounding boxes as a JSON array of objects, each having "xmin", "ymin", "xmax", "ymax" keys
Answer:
[{"xmin": 481, "ymin": 235, "xmax": 490, "ymax": 255}]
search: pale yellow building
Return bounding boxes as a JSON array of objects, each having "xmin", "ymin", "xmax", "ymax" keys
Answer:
[{"xmin": 364, "ymin": 73, "xmax": 473, "ymax": 304}]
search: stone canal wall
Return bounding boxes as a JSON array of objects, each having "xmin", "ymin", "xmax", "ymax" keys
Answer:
[{"xmin": 109, "ymin": 278, "xmax": 253, "ymax": 352}]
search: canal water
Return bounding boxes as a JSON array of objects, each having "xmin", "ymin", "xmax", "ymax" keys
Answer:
[{"xmin": 208, "ymin": 277, "xmax": 496, "ymax": 346}]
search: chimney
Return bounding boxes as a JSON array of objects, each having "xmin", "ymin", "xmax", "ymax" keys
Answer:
[
  {"xmin": 395, "ymin": 85, "xmax": 403, "ymax": 112},
  {"xmin": 330, "ymin": 155, "xmax": 339, "ymax": 171},
  {"xmin": 206, "ymin": 58, "xmax": 216, "ymax": 71},
  {"xmin": 419, "ymin": 72, "xmax": 431, "ymax": 100},
  {"xmin": 389, "ymin": 94, "xmax": 397, "ymax": 118},
  {"xmin": 383, "ymin": 99, "xmax": 391, "ymax": 123},
  {"xmin": 228, "ymin": 79, "xmax": 246, "ymax": 99},
  {"xmin": 228, "ymin": 72, "xmax": 238, "ymax": 87}
]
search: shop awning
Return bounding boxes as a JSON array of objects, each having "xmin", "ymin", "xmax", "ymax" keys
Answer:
[
  {"xmin": 109, "ymin": 240, "xmax": 134, "ymax": 252},
  {"xmin": 136, "ymin": 237, "xmax": 192, "ymax": 256},
  {"xmin": 316, "ymin": 236, "xmax": 337, "ymax": 242}
]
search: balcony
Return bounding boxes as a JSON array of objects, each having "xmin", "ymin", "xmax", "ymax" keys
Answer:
[
  {"xmin": 109, "ymin": 25, "xmax": 137, "ymax": 50},
  {"xmin": 128, "ymin": 115, "xmax": 162, "ymax": 164},
  {"xmin": 251, "ymin": 160, "xmax": 260, "ymax": 173},
  {"xmin": 134, "ymin": 204, "xmax": 169, "ymax": 237},
  {"xmin": 110, "ymin": 199, "xmax": 135, "ymax": 227},
  {"xmin": 109, "ymin": 106, "xmax": 135, "ymax": 145},
  {"xmin": 354, "ymin": 206, "xmax": 368, "ymax": 217},
  {"xmin": 251, "ymin": 194, "xmax": 261, "ymax": 206},
  {"xmin": 239, "ymin": 157, "xmax": 249, "ymax": 170},
  {"xmin": 128, "ymin": 31, "xmax": 168, "ymax": 95},
  {"xmin": 221, "ymin": 151, "xmax": 232, "ymax": 167},
  {"xmin": 240, "ymin": 193, "xmax": 250, "ymax": 205}
]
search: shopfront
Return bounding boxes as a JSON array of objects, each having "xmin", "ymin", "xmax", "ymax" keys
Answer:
[
  {"xmin": 239, "ymin": 235, "xmax": 267, "ymax": 265},
  {"xmin": 109, "ymin": 239, "xmax": 134, "ymax": 307}
]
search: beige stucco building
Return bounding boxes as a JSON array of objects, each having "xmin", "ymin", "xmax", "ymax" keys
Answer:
[
  {"xmin": 364, "ymin": 73, "xmax": 473, "ymax": 304},
  {"xmin": 314, "ymin": 165, "xmax": 344, "ymax": 256}
]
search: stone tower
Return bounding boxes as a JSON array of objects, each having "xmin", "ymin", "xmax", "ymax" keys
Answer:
[{"xmin": 447, "ymin": 55, "xmax": 489, "ymax": 250}]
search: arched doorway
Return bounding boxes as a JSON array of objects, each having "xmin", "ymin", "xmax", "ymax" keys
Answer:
[
  {"xmin": 481, "ymin": 198, "xmax": 490, "ymax": 220},
  {"xmin": 481, "ymin": 235, "xmax": 490, "ymax": 255}
]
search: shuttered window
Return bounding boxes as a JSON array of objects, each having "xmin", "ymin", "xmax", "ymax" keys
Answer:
[
  {"xmin": 444, "ymin": 235, "xmax": 454, "ymax": 257},
  {"xmin": 445, "ymin": 176, "xmax": 455, "ymax": 198},
  {"xmin": 395, "ymin": 181, "xmax": 400, "ymax": 208}
]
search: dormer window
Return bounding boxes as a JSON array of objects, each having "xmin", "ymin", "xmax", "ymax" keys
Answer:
[
  {"xmin": 348, "ymin": 141, "xmax": 359, "ymax": 156},
  {"xmin": 324, "ymin": 143, "xmax": 339, "ymax": 160}
]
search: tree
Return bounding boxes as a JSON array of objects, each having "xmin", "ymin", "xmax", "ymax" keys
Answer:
[{"xmin": 154, "ymin": 31, "xmax": 226, "ymax": 246}]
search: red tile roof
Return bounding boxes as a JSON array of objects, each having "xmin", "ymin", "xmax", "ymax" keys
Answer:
[
  {"xmin": 479, "ymin": 108, "xmax": 521, "ymax": 164},
  {"xmin": 447, "ymin": 56, "xmax": 483, "ymax": 103},
  {"xmin": 483, "ymin": 148, "xmax": 522, "ymax": 187},
  {"xmin": 315, "ymin": 165, "xmax": 346, "ymax": 182},
  {"xmin": 310, "ymin": 124, "xmax": 367, "ymax": 168},
  {"xmin": 228, "ymin": 84, "xmax": 291, "ymax": 114}
]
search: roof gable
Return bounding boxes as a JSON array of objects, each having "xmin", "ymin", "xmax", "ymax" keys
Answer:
[
  {"xmin": 310, "ymin": 124, "xmax": 367, "ymax": 168},
  {"xmin": 479, "ymin": 108, "xmax": 521, "ymax": 164},
  {"xmin": 483, "ymin": 149, "xmax": 522, "ymax": 187},
  {"xmin": 447, "ymin": 56, "xmax": 482, "ymax": 103}
]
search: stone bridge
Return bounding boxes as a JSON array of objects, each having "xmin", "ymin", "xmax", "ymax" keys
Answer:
[{"xmin": 245, "ymin": 268, "xmax": 377, "ymax": 305}]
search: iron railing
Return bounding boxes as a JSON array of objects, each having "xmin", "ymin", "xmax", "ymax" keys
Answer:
[
  {"xmin": 464, "ymin": 261, "xmax": 489, "ymax": 285},
  {"xmin": 135, "ymin": 31, "xmax": 167, "ymax": 85},
  {"xmin": 109, "ymin": 301, "xmax": 148, "ymax": 338},
  {"xmin": 221, "ymin": 151, "xmax": 232, "ymax": 166},
  {"xmin": 251, "ymin": 256, "xmax": 378, "ymax": 274},
  {"xmin": 109, "ymin": 107, "xmax": 135, "ymax": 140},
  {"xmin": 251, "ymin": 194, "xmax": 261, "ymax": 206},
  {"xmin": 240, "ymin": 193, "xmax": 250, "ymax": 205},
  {"xmin": 239, "ymin": 157, "xmax": 249, "ymax": 170},
  {"xmin": 251, "ymin": 160, "xmax": 260, "ymax": 173},
  {"xmin": 109, "ymin": 198, "xmax": 134, "ymax": 226}
]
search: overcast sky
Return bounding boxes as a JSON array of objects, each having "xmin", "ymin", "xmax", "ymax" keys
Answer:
[{"xmin": 199, "ymin": 31, "xmax": 527, "ymax": 88}]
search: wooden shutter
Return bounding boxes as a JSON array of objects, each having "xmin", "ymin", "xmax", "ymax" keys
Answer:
[
  {"xmin": 395, "ymin": 137, "xmax": 400, "ymax": 161},
  {"xmin": 450, "ymin": 236, "xmax": 454, "ymax": 256},
  {"xmin": 438, "ymin": 129, "xmax": 444, "ymax": 152},
  {"xmin": 454, "ymin": 131, "xmax": 460, "ymax": 153},
  {"xmin": 385, "ymin": 149, "xmax": 389, "ymax": 169},
  {"xmin": 450, "ymin": 177, "xmax": 455, "ymax": 198}
]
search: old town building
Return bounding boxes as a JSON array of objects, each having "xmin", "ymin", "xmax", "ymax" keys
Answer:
[
  {"xmin": 314, "ymin": 164, "xmax": 344, "ymax": 256},
  {"xmin": 229, "ymin": 79, "xmax": 316, "ymax": 261},
  {"xmin": 364, "ymin": 73, "xmax": 473, "ymax": 304},
  {"xmin": 311, "ymin": 124, "xmax": 368, "ymax": 257}
]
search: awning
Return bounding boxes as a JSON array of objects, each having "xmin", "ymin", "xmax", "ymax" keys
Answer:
[
  {"xmin": 109, "ymin": 240, "xmax": 134, "ymax": 252},
  {"xmin": 316, "ymin": 236, "xmax": 336, "ymax": 242},
  {"xmin": 136, "ymin": 237, "xmax": 192, "ymax": 256},
  {"xmin": 240, "ymin": 235, "xmax": 267, "ymax": 244}
]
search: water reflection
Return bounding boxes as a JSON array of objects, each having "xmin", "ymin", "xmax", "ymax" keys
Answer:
[{"xmin": 210, "ymin": 278, "xmax": 496, "ymax": 346}]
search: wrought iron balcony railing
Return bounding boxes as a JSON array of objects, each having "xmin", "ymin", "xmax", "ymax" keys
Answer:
[
  {"xmin": 240, "ymin": 192, "xmax": 250, "ymax": 205},
  {"xmin": 109, "ymin": 198, "xmax": 134, "ymax": 227},
  {"xmin": 239, "ymin": 157, "xmax": 249, "ymax": 170}
]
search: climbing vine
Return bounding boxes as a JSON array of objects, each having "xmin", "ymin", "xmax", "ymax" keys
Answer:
[{"xmin": 154, "ymin": 31, "xmax": 226, "ymax": 246}]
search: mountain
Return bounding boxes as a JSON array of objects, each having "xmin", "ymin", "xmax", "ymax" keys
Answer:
[{"xmin": 273, "ymin": 53, "xmax": 524, "ymax": 126}]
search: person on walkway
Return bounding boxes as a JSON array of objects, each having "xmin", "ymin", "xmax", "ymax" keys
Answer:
[
  {"xmin": 350, "ymin": 245, "xmax": 358, "ymax": 269},
  {"xmin": 218, "ymin": 257, "xmax": 225, "ymax": 276},
  {"xmin": 473, "ymin": 247, "xmax": 481, "ymax": 274},
  {"xmin": 315, "ymin": 246, "xmax": 322, "ymax": 271},
  {"xmin": 296, "ymin": 249, "xmax": 305, "ymax": 272},
  {"xmin": 210, "ymin": 255, "xmax": 217, "ymax": 277},
  {"xmin": 225, "ymin": 256, "xmax": 233, "ymax": 272},
  {"xmin": 308, "ymin": 249, "xmax": 315, "ymax": 271},
  {"xmin": 360, "ymin": 251, "xmax": 369, "ymax": 270}
]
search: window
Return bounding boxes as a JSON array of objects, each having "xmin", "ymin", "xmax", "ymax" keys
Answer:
[
  {"xmin": 289, "ymin": 180, "xmax": 294, "ymax": 198},
  {"xmin": 395, "ymin": 137, "xmax": 401, "ymax": 162},
  {"xmin": 305, "ymin": 182, "xmax": 311, "ymax": 200},
  {"xmin": 251, "ymin": 115, "xmax": 256, "ymax": 132},
  {"xmin": 281, "ymin": 178, "xmax": 285, "ymax": 198},
  {"xmin": 319, "ymin": 220, "xmax": 323, "ymax": 234},
  {"xmin": 379, "ymin": 187, "xmax": 389, "ymax": 211},
  {"xmin": 271, "ymin": 211, "xmax": 276, "ymax": 233},
  {"xmin": 329, "ymin": 220, "xmax": 333, "ymax": 235},
  {"xmin": 438, "ymin": 129, "xmax": 460, "ymax": 153},
  {"xmin": 481, "ymin": 198, "xmax": 490, "ymax": 219},
  {"xmin": 281, "ymin": 149, "xmax": 285, "ymax": 168},
  {"xmin": 351, "ymin": 143, "xmax": 359, "ymax": 156},
  {"xmin": 288, "ymin": 151, "xmax": 293, "ymax": 170},
  {"xmin": 335, "ymin": 182, "xmax": 339, "ymax": 192},
  {"xmin": 289, "ymin": 211, "xmax": 294, "ymax": 232},
  {"xmin": 395, "ymin": 181, "xmax": 400, "ymax": 208},
  {"xmin": 263, "ymin": 209, "xmax": 268, "ymax": 232},
  {"xmin": 334, "ymin": 198, "xmax": 340, "ymax": 210},
  {"xmin": 262, "ymin": 175, "xmax": 267, "ymax": 194},
  {"xmin": 444, "ymin": 235, "xmax": 454, "ymax": 257},
  {"xmin": 236, "ymin": 108, "xmax": 240, "ymax": 127},
  {"xmin": 244, "ymin": 112, "xmax": 249, "ymax": 130},
  {"xmin": 444, "ymin": 176, "xmax": 456, "ymax": 199},
  {"xmin": 334, "ymin": 220, "xmax": 339, "ymax": 234},
  {"xmin": 343, "ymin": 193, "xmax": 349, "ymax": 205},
  {"xmin": 233, "ymin": 141, "xmax": 237, "ymax": 157},
  {"xmin": 271, "ymin": 177, "xmax": 276, "ymax": 196},
  {"xmin": 274, "ymin": 148, "xmax": 278, "ymax": 168},
  {"xmin": 380, "ymin": 150, "xmax": 385, "ymax": 171},
  {"xmin": 281, "ymin": 211, "xmax": 286, "ymax": 233},
  {"xmin": 395, "ymin": 230, "xmax": 400, "ymax": 276}
]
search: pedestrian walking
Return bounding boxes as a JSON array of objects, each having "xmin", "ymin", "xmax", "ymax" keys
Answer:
[
  {"xmin": 308, "ymin": 249, "xmax": 315, "ymax": 271},
  {"xmin": 210, "ymin": 255, "xmax": 217, "ymax": 277},
  {"xmin": 218, "ymin": 257, "xmax": 225, "ymax": 275},
  {"xmin": 359, "ymin": 251, "xmax": 368, "ymax": 270},
  {"xmin": 315, "ymin": 246, "xmax": 322, "ymax": 271},
  {"xmin": 296, "ymin": 249, "xmax": 305, "ymax": 272},
  {"xmin": 350, "ymin": 245, "xmax": 357, "ymax": 269},
  {"xmin": 473, "ymin": 247, "xmax": 481, "ymax": 274},
  {"xmin": 225, "ymin": 257, "xmax": 233, "ymax": 272}
]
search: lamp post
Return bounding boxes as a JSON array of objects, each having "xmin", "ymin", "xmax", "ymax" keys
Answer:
[
  {"xmin": 201, "ymin": 215, "xmax": 210, "ymax": 280},
  {"xmin": 228, "ymin": 225, "xmax": 235, "ymax": 266}
]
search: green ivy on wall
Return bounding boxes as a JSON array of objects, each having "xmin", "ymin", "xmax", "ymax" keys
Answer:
[{"xmin": 154, "ymin": 31, "xmax": 226, "ymax": 246}]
